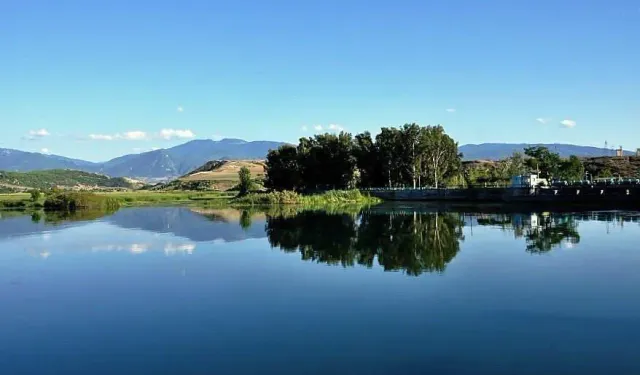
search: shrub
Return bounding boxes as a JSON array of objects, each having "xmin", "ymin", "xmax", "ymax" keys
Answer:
[
  {"xmin": 44, "ymin": 192, "xmax": 120, "ymax": 211},
  {"xmin": 238, "ymin": 167, "xmax": 252, "ymax": 196},
  {"xmin": 30, "ymin": 190, "xmax": 41, "ymax": 202}
]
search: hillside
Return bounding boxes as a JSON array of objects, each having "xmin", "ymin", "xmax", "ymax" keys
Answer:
[
  {"xmin": 583, "ymin": 156, "xmax": 640, "ymax": 178},
  {"xmin": 157, "ymin": 160, "xmax": 266, "ymax": 191},
  {"xmin": 0, "ymin": 170, "xmax": 136, "ymax": 192},
  {"xmin": 0, "ymin": 138, "xmax": 284, "ymax": 179},
  {"xmin": 459, "ymin": 143, "xmax": 634, "ymax": 160}
]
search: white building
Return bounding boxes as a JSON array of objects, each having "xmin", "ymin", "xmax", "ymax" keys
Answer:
[{"xmin": 511, "ymin": 174, "xmax": 545, "ymax": 188}]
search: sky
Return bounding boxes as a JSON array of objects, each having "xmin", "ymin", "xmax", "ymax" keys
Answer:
[{"xmin": 1, "ymin": 0, "xmax": 638, "ymax": 162}]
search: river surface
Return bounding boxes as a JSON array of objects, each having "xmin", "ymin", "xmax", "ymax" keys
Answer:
[{"xmin": 1, "ymin": 205, "xmax": 640, "ymax": 375}]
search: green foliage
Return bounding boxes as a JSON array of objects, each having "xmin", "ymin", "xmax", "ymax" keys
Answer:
[
  {"xmin": 265, "ymin": 124, "xmax": 461, "ymax": 190},
  {"xmin": 524, "ymin": 146, "xmax": 562, "ymax": 179},
  {"xmin": 31, "ymin": 211, "xmax": 42, "ymax": 223},
  {"xmin": 557, "ymin": 155, "xmax": 585, "ymax": 180},
  {"xmin": 231, "ymin": 190, "xmax": 381, "ymax": 206},
  {"xmin": 44, "ymin": 192, "xmax": 120, "ymax": 211},
  {"xmin": 239, "ymin": 210, "xmax": 252, "ymax": 230},
  {"xmin": 597, "ymin": 167, "xmax": 613, "ymax": 178},
  {"xmin": 0, "ymin": 170, "xmax": 133, "ymax": 190},
  {"xmin": 265, "ymin": 145, "xmax": 302, "ymax": 191},
  {"xmin": 105, "ymin": 191, "xmax": 233, "ymax": 206},
  {"xmin": 30, "ymin": 189, "xmax": 41, "ymax": 202},
  {"xmin": 238, "ymin": 166, "xmax": 252, "ymax": 196},
  {"xmin": 0, "ymin": 200, "xmax": 27, "ymax": 209}
]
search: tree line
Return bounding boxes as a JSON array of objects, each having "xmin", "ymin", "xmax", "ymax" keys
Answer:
[
  {"xmin": 464, "ymin": 146, "xmax": 586, "ymax": 186},
  {"xmin": 265, "ymin": 123, "xmax": 594, "ymax": 191},
  {"xmin": 265, "ymin": 123, "xmax": 461, "ymax": 191}
]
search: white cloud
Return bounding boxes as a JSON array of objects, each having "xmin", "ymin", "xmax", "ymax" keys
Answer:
[
  {"xmin": 177, "ymin": 106, "xmax": 184, "ymax": 112},
  {"xmin": 30, "ymin": 129, "xmax": 50, "ymax": 137},
  {"xmin": 40, "ymin": 148, "xmax": 50, "ymax": 154},
  {"xmin": 314, "ymin": 125, "xmax": 323, "ymax": 131},
  {"xmin": 560, "ymin": 119, "xmax": 577, "ymax": 128},
  {"xmin": 24, "ymin": 128, "xmax": 50, "ymax": 140},
  {"xmin": 164, "ymin": 243, "xmax": 196, "ymax": 256},
  {"xmin": 301, "ymin": 125, "xmax": 308, "ymax": 132},
  {"xmin": 328, "ymin": 124, "xmax": 344, "ymax": 131},
  {"xmin": 536, "ymin": 118, "xmax": 550, "ymax": 124},
  {"xmin": 159, "ymin": 129, "xmax": 195, "ymax": 140},
  {"xmin": 122, "ymin": 131, "xmax": 148, "ymax": 140},
  {"xmin": 89, "ymin": 129, "xmax": 193, "ymax": 141},
  {"xmin": 89, "ymin": 134, "xmax": 116, "ymax": 140},
  {"xmin": 446, "ymin": 108, "xmax": 456, "ymax": 113}
]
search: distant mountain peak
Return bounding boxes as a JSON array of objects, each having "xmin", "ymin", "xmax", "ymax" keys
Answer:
[{"xmin": 217, "ymin": 138, "xmax": 247, "ymax": 144}]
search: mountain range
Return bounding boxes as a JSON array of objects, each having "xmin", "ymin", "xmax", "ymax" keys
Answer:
[
  {"xmin": 459, "ymin": 143, "xmax": 634, "ymax": 160},
  {"xmin": 0, "ymin": 140, "xmax": 634, "ymax": 179},
  {"xmin": 0, "ymin": 139, "xmax": 284, "ymax": 180}
]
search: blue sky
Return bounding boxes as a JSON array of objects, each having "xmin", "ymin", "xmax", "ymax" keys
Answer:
[{"xmin": 1, "ymin": 0, "xmax": 638, "ymax": 161}]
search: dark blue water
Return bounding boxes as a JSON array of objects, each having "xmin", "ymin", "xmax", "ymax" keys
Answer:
[{"xmin": 1, "ymin": 206, "xmax": 640, "ymax": 375}]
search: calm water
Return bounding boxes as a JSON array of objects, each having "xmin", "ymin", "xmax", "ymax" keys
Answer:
[{"xmin": 1, "ymin": 205, "xmax": 640, "ymax": 375}]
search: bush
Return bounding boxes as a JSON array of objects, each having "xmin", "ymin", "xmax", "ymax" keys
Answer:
[
  {"xmin": 44, "ymin": 192, "xmax": 120, "ymax": 211},
  {"xmin": 30, "ymin": 190, "xmax": 41, "ymax": 202},
  {"xmin": 238, "ymin": 166, "xmax": 252, "ymax": 196},
  {"xmin": 231, "ymin": 190, "xmax": 380, "ymax": 206},
  {"xmin": 0, "ymin": 200, "xmax": 27, "ymax": 209}
]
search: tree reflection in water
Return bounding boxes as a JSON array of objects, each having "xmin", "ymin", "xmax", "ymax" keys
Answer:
[
  {"xmin": 266, "ymin": 210, "xmax": 464, "ymax": 276},
  {"xmin": 476, "ymin": 212, "xmax": 580, "ymax": 253},
  {"xmin": 264, "ymin": 208, "xmax": 640, "ymax": 273}
]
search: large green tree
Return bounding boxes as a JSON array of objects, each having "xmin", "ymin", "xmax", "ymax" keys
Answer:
[
  {"xmin": 237, "ymin": 166, "xmax": 252, "ymax": 196},
  {"xmin": 419, "ymin": 125, "xmax": 460, "ymax": 188},
  {"xmin": 265, "ymin": 145, "xmax": 301, "ymax": 191},
  {"xmin": 557, "ymin": 155, "xmax": 585, "ymax": 180},
  {"xmin": 524, "ymin": 146, "xmax": 561, "ymax": 179}
]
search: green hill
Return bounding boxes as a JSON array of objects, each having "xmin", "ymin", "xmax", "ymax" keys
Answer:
[{"xmin": 0, "ymin": 169, "xmax": 137, "ymax": 192}]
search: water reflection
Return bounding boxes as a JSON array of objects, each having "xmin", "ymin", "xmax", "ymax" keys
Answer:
[
  {"xmin": 266, "ymin": 211, "xmax": 465, "ymax": 275},
  {"xmin": 2, "ymin": 206, "xmax": 640, "ymax": 266},
  {"xmin": 475, "ymin": 213, "xmax": 580, "ymax": 253}
]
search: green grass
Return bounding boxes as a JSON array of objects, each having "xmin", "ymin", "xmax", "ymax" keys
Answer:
[
  {"xmin": 2, "ymin": 189, "xmax": 381, "ymax": 211},
  {"xmin": 0, "ymin": 193, "xmax": 30, "ymax": 202},
  {"xmin": 231, "ymin": 190, "xmax": 382, "ymax": 206},
  {"xmin": 0, "ymin": 193, "xmax": 45, "ymax": 210},
  {"xmin": 99, "ymin": 190, "xmax": 235, "ymax": 206}
]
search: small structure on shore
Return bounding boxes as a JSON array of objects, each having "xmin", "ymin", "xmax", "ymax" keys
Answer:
[{"xmin": 510, "ymin": 174, "xmax": 545, "ymax": 188}]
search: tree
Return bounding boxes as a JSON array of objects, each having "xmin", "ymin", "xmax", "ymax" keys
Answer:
[
  {"xmin": 558, "ymin": 155, "xmax": 584, "ymax": 181},
  {"xmin": 265, "ymin": 145, "xmax": 301, "ymax": 191},
  {"xmin": 237, "ymin": 167, "xmax": 252, "ymax": 196},
  {"xmin": 297, "ymin": 132, "xmax": 356, "ymax": 190},
  {"xmin": 505, "ymin": 152, "xmax": 526, "ymax": 177},
  {"xmin": 30, "ymin": 189, "xmax": 41, "ymax": 202},
  {"xmin": 375, "ymin": 127, "xmax": 403, "ymax": 187},
  {"xmin": 353, "ymin": 131, "xmax": 382, "ymax": 187},
  {"xmin": 420, "ymin": 126, "xmax": 460, "ymax": 188},
  {"xmin": 524, "ymin": 146, "xmax": 561, "ymax": 179}
]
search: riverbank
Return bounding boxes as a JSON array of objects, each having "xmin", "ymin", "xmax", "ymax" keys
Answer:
[{"xmin": 0, "ymin": 189, "xmax": 382, "ymax": 211}]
